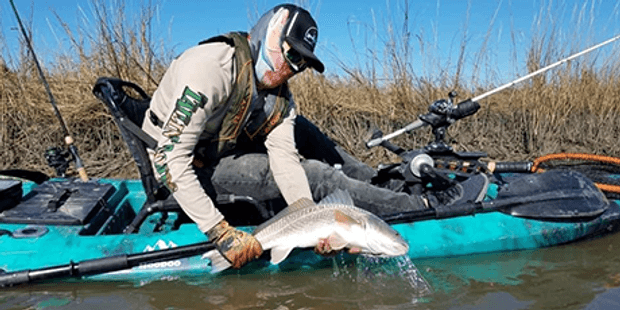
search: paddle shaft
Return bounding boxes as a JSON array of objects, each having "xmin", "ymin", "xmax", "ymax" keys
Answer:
[
  {"xmin": 382, "ymin": 188, "xmax": 602, "ymax": 224},
  {"xmin": 9, "ymin": 0, "xmax": 88, "ymax": 181},
  {"xmin": 0, "ymin": 241, "xmax": 215, "ymax": 287}
]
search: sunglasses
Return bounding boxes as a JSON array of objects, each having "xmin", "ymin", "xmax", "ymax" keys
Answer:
[{"xmin": 284, "ymin": 47, "xmax": 307, "ymax": 72}]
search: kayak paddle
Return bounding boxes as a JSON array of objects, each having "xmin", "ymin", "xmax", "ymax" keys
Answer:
[
  {"xmin": 0, "ymin": 240, "xmax": 215, "ymax": 287},
  {"xmin": 383, "ymin": 170, "xmax": 610, "ymax": 224}
]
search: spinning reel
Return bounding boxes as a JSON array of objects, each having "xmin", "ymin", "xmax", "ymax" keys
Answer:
[{"xmin": 368, "ymin": 92, "xmax": 486, "ymax": 193}]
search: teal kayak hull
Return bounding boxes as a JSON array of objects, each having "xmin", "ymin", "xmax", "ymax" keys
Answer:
[{"xmin": 1, "ymin": 177, "xmax": 619, "ymax": 283}]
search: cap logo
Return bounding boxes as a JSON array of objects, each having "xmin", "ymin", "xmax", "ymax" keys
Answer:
[{"xmin": 304, "ymin": 27, "xmax": 317, "ymax": 48}]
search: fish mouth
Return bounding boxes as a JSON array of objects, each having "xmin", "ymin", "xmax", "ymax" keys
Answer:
[
  {"xmin": 363, "ymin": 215, "xmax": 409, "ymax": 256},
  {"xmin": 388, "ymin": 240, "xmax": 410, "ymax": 256},
  {"xmin": 365, "ymin": 240, "xmax": 409, "ymax": 257},
  {"xmin": 375, "ymin": 231, "xmax": 410, "ymax": 257}
]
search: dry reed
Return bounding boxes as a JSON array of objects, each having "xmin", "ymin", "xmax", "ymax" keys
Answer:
[{"xmin": 2, "ymin": 0, "xmax": 620, "ymax": 179}]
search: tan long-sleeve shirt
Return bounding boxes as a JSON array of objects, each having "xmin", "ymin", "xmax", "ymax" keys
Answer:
[{"xmin": 142, "ymin": 42, "xmax": 312, "ymax": 233}]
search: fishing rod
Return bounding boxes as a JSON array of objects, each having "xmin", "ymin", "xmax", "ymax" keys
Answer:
[
  {"xmin": 9, "ymin": 0, "xmax": 89, "ymax": 181},
  {"xmin": 366, "ymin": 33, "xmax": 620, "ymax": 148}
]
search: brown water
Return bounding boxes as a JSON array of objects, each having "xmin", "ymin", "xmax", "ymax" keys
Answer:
[{"xmin": 2, "ymin": 232, "xmax": 620, "ymax": 310}]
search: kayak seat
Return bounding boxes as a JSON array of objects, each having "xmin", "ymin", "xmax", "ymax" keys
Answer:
[
  {"xmin": 93, "ymin": 77, "xmax": 183, "ymax": 233},
  {"xmin": 93, "ymin": 78, "xmax": 168, "ymax": 202},
  {"xmin": 0, "ymin": 180, "xmax": 23, "ymax": 213},
  {"xmin": 92, "ymin": 77, "xmax": 272, "ymax": 232}
]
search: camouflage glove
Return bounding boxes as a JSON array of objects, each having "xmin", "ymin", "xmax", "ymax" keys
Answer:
[
  {"xmin": 315, "ymin": 238, "xmax": 361, "ymax": 256},
  {"xmin": 207, "ymin": 220, "xmax": 263, "ymax": 269}
]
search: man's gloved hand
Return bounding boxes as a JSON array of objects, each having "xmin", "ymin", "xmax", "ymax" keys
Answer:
[
  {"xmin": 315, "ymin": 238, "xmax": 361, "ymax": 256},
  {"xmin": 207, "ymin": 220, "xmax": 263, "ymax": 269}
]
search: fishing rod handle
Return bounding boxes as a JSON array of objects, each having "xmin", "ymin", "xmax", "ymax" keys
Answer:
[
  {"xmin": 450, "ymin": 99, "xmax": 480, "ymax": 120},
  {"xmin": 366, "ymin": 119, "xmax": 427, "ymax": 148},
  {"xmin": 67, "ymin": 144, "xmax": 89, "ymax": 181},
  {"xmin": 77, "ymin": 168, "xmax": 89, "ymax": 182},
  {"xmin": 0, "ymin": 270, "xmax": 30, "ymax": 287},
  {"xmin": 488, "ymin": 161, "xmax": 533, "ymax": 173}
]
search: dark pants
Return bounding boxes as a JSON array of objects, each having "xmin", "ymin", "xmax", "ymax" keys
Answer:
[{"xmin": 198, "ymin": 116, "xmax": 426, "ymax": 217}]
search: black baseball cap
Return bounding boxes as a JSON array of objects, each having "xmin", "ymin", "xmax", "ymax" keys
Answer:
[{"xmin": 281, "ymin": 5, "xmax": 325, "ymax": 73}]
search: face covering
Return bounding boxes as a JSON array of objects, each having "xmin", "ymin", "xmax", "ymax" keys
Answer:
[{"xmin": 251, "ymin": 7, "xmax": 296, "ymax": 89}]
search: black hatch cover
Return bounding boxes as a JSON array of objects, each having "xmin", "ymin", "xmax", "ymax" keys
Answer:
[{"xmin": 0, "ymin": 180, "xmax": 115, "ymax": 225}]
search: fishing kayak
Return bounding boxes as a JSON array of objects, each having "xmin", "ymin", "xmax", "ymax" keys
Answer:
[{"xmin": 1, "ymin": 170, "xmax": 619, "ymax": 285}]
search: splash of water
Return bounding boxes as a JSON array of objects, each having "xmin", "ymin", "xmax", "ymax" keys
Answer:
[
  {"xmin": 331, "ymin": 254, "xmax": 433, "ymax": 300},
  {"xmin": 360, "ymin": 255, "xmax": 433, "ymax": 296}
]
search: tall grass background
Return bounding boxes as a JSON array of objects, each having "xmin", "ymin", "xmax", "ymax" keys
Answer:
[{"xmin": 1, "ymin": 0, "xmax": 620, "ymax": 179}]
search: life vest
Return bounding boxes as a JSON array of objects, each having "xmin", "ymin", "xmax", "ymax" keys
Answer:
[{"xmin": 197, "ymin": 32, "xmax": 293, "ymax": 159}]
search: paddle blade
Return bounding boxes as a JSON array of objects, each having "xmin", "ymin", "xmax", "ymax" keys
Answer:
[{"xmin": 496, "ymin": 170, "xmax": 609, "ymax": 221}]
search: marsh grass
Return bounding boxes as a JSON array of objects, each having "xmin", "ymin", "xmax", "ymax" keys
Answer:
[{"xmin": 2, "ymin": 0, "xmax": 620, "ymax": 179}]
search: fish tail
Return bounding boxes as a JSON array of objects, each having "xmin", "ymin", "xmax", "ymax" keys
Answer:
[{"xmin": 202, "ymin": 250, "xmax": 232, "ymax": 273}]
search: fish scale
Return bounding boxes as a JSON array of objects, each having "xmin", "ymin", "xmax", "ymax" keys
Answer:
[{"xmin": 255, "ymin": 206, "xmax": 346, "ymax": 249}]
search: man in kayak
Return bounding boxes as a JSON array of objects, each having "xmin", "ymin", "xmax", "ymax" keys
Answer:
[{"xmin": 142, "ymin": 4, "xmax": 488, "ymax": 269}]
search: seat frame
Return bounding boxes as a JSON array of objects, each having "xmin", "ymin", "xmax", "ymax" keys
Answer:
[{"xmin": 92, "ymin": 77, "xmax": 268, "ymax": 233}]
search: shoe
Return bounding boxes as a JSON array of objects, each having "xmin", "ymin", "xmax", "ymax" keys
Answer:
[{"xmin": 426, "ymin": 173, "xmax": 490, "ymax": 208}]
